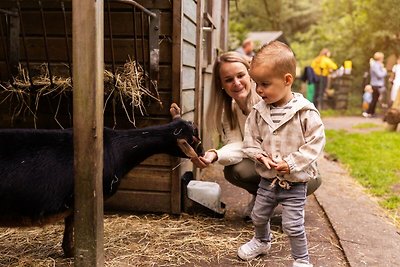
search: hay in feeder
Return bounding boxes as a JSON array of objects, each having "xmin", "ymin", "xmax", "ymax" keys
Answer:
[
  {"xmin": 104, "ymin": 58, "xmax": 162, "ymax": 126},
  {"xmin": 0, "ymin": 58, "xmax": 161, "ymax": 128}
]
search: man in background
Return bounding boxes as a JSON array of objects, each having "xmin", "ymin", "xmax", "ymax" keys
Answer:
[{"xmin": 236, "ymin": 38, "xmax": 255, "ymax": 62}]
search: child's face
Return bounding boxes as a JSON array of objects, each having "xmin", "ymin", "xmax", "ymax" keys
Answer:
[
  {"xmin": 219, "ymin": 61, "xmax": 252, "ymax": 102},
  {"xmin": 250, "ymin": 62, "xmax": 293, "ymax": 106}
]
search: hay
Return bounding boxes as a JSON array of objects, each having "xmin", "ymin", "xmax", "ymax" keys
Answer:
[
  {"xmin": 0, "ymin": 58, "xmax": 161, "ymax": 127},
  {"xmin": 0, "ymin": 213, "xmax": 287, "ymax": 267}
]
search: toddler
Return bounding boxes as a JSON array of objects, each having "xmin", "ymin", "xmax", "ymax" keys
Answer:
[
  {"xmin": 237, "ymin": 41, "xmax": 325, "ymax": 267},
  {"xmin": 362, "ymin": 84, "xmax": 373, "ymax": 117}
]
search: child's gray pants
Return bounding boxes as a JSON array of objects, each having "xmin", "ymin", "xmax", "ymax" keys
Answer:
[{"xmin": 251, "ymin": 178, "xmax": 309, "ymax": 262}]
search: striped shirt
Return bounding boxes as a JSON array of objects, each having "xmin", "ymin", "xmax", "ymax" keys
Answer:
[{"xmin": 270, "ymin": 98, "xmax": 298, "ymax": 124}]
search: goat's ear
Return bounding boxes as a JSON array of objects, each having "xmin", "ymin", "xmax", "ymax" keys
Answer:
[{"xmin": 170, "ymin": 103, "xmax": 181, "ymax": 120}]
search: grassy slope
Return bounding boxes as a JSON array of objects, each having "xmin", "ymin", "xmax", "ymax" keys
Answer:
[{"xmin": 325, "ymin": 129, "xmax": 400, "ymax": 212}]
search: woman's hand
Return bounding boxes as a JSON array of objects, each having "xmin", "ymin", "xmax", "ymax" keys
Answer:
[{"xmin": 191, "ymin": 150, "xmax": 218, "ymax": 169}]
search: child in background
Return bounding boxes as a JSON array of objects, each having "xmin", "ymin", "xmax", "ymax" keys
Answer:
[
  {"xmin": 362, "ymin": 85, "xmax": 373, "ymax": 117},
  {"xmin": 237, "ymin": 41, "xmax": 325, "ymax": 267}
]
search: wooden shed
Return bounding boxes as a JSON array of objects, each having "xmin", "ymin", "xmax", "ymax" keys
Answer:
[{"xmin": 0, "ymin": 0, "xmax": 229, "ymax": 214}]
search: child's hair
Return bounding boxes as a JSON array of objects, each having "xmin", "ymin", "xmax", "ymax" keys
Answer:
[
  {"xmin": 364, "ymin": 84, "xmax": 373, "ymax": 93},
  {"xmin": 251, "ymin": 40, "xmax": 296, "ymax": 78}
]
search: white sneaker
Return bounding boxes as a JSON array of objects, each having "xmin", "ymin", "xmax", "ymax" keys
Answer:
[
  {"xmin": 293, "ymin": 259, "xmax": 313, "ymax": 267},
  {"xmin": 237, "ymin": 237, "xmax": 271, "ymax": 261},
  {"xmin": 362, "ymin": 112, "xmax": 371, "ymax": 118}
]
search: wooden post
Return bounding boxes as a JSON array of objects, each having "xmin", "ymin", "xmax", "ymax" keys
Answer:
[
  {"xmin": 170, "ymin": 0, "xmax": 182, "ymax": 214},
  {"xmin": 72, "ymin": 0, "xmax": 104, "ymax": 266},
  {"xmin": 193, "ymin": 0, "xmax": 203, "ymax": 181}
]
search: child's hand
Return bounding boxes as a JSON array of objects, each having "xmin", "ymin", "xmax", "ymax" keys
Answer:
[
  {"xmin": 275, "ymin": 160, "xmax": 290, "ymax": 175},
  {"xmin": 256, "ymin": 154, "xmax": 278, "ymax": 169}
]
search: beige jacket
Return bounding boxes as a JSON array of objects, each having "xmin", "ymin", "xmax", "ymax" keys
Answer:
[
  {"xmin": 243, "ymin": 93, "xmax": 325, "ymax": 183},
  {"xmin": 215, "ymin": 101, "xmax": 247, "ymax": 166},
  {"xmin": 215, "ymin": 94, "xmax": 261, "ymax": 166}
]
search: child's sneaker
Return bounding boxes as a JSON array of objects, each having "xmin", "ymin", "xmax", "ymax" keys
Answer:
[
  {"xmin": 293, "ymin": 259, "xmax": 313, "ymax": 267},
  {"xmin": 237, "ymin": 237, "xmax": 271, "ymax": 261}
]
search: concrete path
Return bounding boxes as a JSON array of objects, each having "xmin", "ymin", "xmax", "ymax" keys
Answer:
[{"xmin": 316, "ymin": 116, "xmax": 400, "ymax": 266}]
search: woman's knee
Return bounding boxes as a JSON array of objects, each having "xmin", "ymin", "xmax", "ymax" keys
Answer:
[
  {"xmin": 306, "ymin": 176, "xmax": 322, "ymax": 196},
  {"xmin": 223, "ymin": 160, "xmax": 260, "ymax": 194}
]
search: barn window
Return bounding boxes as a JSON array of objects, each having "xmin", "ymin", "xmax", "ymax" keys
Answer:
[{"xmin": 202, "ymin": 0, "xmax": 216, "ymax": 68}]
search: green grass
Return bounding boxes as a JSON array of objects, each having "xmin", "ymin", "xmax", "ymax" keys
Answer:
[
  {"xmin": 352, "ymin": 122, "xmax": 380, "ymax": 129},
  {"xmin": 320, "ymin": 108, "xmax": 360, "ymax": 117},
  {"xmin": 325, "ymin": 130, "xmax": 400, "ymax": 213}
]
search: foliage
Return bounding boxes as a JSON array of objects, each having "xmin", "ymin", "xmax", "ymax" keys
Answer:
[
  {"xmin": 324, "ymin": 130, "xmax": 400, "ymax": 214},
  {"xmin": 229, "ymin": 0, "xmax": 400, "ymax": 109},
  {"xmin": 229, "ymin": 0, "xmax": 321, "ymax": 49}
]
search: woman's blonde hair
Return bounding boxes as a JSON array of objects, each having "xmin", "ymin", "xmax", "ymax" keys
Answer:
[{"xmin": 206, "ymin": 51, "xmax": 258, "ymax": 136}]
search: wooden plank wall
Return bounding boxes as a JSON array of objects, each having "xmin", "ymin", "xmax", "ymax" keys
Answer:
[
  {"xmin": 0, "ymin": 0, "xmax": 184, "ymax": 213},
  {"xmin": 179, "ymin": 0, "xmax": 198, "ymax": 177},
  {"xmin": 200, "ymin": 0, "xmax": 229, "ymax": 151}
]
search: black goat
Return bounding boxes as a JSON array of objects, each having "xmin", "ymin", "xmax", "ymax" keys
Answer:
[{"xmin": 0, "ymin": 104, "xmax": 203, "ymax": 257}]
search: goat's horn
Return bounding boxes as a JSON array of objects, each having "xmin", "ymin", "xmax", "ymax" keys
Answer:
[{"xmin": 170, "ymin": 103, "xmax": 181, "ymax": 120}]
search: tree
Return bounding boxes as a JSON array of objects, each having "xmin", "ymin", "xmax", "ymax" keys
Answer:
[
  {"xmin": 229, "ymin": 0, "xmax": 321, "ymax": 49},
  {"xmin": 229, "ymin": 0, "xmax": 400, "ymax": 104}
]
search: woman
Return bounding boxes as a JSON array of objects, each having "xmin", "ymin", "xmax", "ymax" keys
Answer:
[
  {"xmin": 365, "ymin": 52, "xmax": 387, "ymax": 117},
  {"xmin": 311, "ymin": 48, "xmax": 338, "ymax": 110},
  {"xmin": 192, "ymin": 51, "xmax": 321, "ymax": 217},
  {"xmin": 389, "ymin": 56, "xmax": 400, "ymax": 106}
]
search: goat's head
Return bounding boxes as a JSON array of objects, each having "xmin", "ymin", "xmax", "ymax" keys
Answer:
[{"xmin": 170, "ymin": 103, "xmax": 204, "ymax": 158}]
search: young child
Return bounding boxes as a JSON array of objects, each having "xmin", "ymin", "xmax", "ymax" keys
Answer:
[
  {"xmin": 237, "ymin": 41, "xmax": 325, "ymax": 267},
  {"xmin": 362, "ymin": 84, "xmax": 373, "ymax": 117}
]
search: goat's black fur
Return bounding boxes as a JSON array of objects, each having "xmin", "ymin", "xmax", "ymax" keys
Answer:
[{"xmin": 0, "ymin": 118, "xmax": 203, "ymax": 256}]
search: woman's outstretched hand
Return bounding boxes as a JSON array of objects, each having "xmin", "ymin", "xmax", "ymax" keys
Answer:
[{"xmin": 191, "ymin": 150, "xmax": 217, "ymax": 169}]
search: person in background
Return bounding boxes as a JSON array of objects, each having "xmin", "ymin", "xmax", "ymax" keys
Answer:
[
  {"xmin": 364, "ymin": 52, "xmax": 387, "ymax": 117},
  {"xmin": 301, "ymin": 66, "xmax": 318, "ymax": 102},
  {"xmin": 389, "ymin": 56, "xmax": 400, "ymax": 106},
  {"xmin": 311, "ymin": 48, "xmax": 338, "ymax": 110},
  {"xmin": 190, "ymin": 51, "xmax": 321, "ymax": 220},
  {"xmin": 236, "ymin": 38, "xmax": 255, "ymax": 62},
  {"xmin": 237, "ymin": 41, "xmax": 325, "ymax": 267},
  {"xmin": 362, "ymin": 85, "xmax": 373, "ymax": 116}
]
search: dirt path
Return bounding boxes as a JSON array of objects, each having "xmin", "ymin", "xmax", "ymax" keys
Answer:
[
  {"xmin": 322, "ymin": 116, "xmax": 386, "ymax": 132},
  {"xmin": 201, "ymin": 162, "xmax": 348, "ymax": 267}
]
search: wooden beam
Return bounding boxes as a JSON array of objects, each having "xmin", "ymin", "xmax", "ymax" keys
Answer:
[
  {"xmin": 193, "ymin": 0, "xmax": 204, "ymax": 180},
  {"xmin": 171, "ymin": 0, "xmax": 182, "ymax": 214},
  {"xmin": 72, "ymin": 0, "xmax": 104, "ymax": 266}
]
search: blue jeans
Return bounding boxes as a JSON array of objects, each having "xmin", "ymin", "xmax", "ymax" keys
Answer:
[{"xmin": 251, "ymin": 178, "xmax": 309, "ymax": 261}]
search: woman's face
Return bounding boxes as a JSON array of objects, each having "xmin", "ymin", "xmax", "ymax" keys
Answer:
[{"xmin": 219, "ymin": 61, "xmax": 252, "ymax": 102}]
